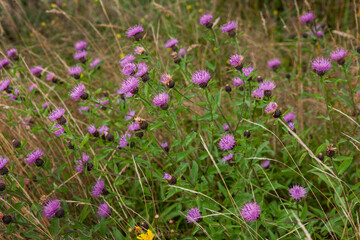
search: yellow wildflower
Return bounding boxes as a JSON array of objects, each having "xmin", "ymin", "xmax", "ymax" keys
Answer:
[
  {"xmin": 137, "ymin": 229, "xmax": 154, "ymax": 240},
  {"xmin": 51, "ymin": 3, "xmax": 57, "ymax": 8},
  {"xmin": 186, "ymin": 5, "xmax": 191, "ymax": 10},
  {"xmin": 116, "ymin": 34, "xmax": 121, "ymax": 38}
]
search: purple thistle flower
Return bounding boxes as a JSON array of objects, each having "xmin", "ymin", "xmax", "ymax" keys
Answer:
[
  {"xmin": 75, "ymin": 40, "xmax": 87, "ymax": 51},
  {"xmin": 7, "ymin": 48, "xmax": 18, "ymax": 59},
  {"xmin": 119, "ymin": 133, "xmax": 132, "ymax": 148},
  {"xmin": 134, "ymin": 46, "xmax": 146, "ymax": 55},
  {"xmin": 29, "ymin": 84, "xmax": 37, "ymax": 92},
  {"xmin": 261, "ymin": 160, "xmax": 270, "ymax": 168},
  {"xmin": 265, "ymin": 102, "xmax": 278, "ymax": 114},
  {"xmin": 126, "ymin": 25, "xmax": 144, "ymax": 39},
  {"xmin": 0, "ymin": 78, "xmax": 11, "ymax": 92},
  {"xmin": 68, "ymin": 66, "xmax": 83, "ymax": 78},
  {"xmin": 126, "ymin": 110, "xmax": 135, "ymax": 120},
  {"xmin": 288, "ymin": 121, "xmax": 295, "ymax": 130},
  {"xmin": 186, "ymin": 207, "xmax": 201, "ymax": 223},
  {"xmin": 219, "ymin": 134, "xmax": 236, "ymax": 151},
  {"xmin": 229, "ymin": 54, "xmax": 244, "ymax": 68},
  {"xmin": 52, "ymin": 124, "xmax": 65, "ymax": 136},
  {"xmin": 153, "ymin": 92, "xmax": 170, "ymax": 109},
  {"xmin": 241, "ymin": 202, "xmax": 261, "ymax": 222},
  {"xmin": 128, "ymin": 122, "xmax": 140, "ymax": 132},
  {"xmin": 232, "ymin": 77, "xmax": 244, "ymax": 87},
  {"xmin": 259, "ymin": 81, "xmax": 276, "ymax": 91},
  {"xmin": 70, "ymin": 83, "xmax": 87, "ymax": 101},
  {"xmin": 0, "ymin": 59, "xmax": 10, "ymax": 70},
  {"xmin": 76, "ymin": 154, "xmax": 90, "ymax": 173},
  {"xmin": 48, "ymin": 108, "xmax": 65, "ymax": 122},
  {"xmin": 92, "ymin": 180, "xmax": 105, "ymax": 197},
  {"xmin": 25, "ymin": 149, "xmax": 44, "ymax": 164},
  {"xmin": 87, "ymin": 125, "xmax": 97, "ymax": 134},
  {"xmin": 251, "ymin": 88, "xmax": 264, "ymax": 99},
  {"xmin": 89, "ymin": 58, "xmax": 101, "ymax": 69},
  {"xmin": 267, "ymin": 58, "xmax": 281, "ymax": 70},
  {"xmin": 312, "ymin": 57, "xmax": 331, "ymax": 76},
  {"xmin": 78, "ymin": 106, "xmax": 89, "ymax": 114},
  {"xmin": 46, "ymin": 72, "xmax": 55, "ymax": 81},
  {"xmin": 119, "ymin": 77, "xmax": 140, "ymax": 94},
  {"xmin": 98, "ymin": 202, "xmax": 111, "ymax": 218},
  {"xmin": 179, "ymin": 48, "xmax": 186, "ymax": 57},
  {"xmin": 200, "ymin": 13, "xmax": 213, "ymax": 26},
  {"xmin": 160, "ymin": 142, "xmax": 168, "ymax": 149},
  {"xmin": 135, "ymin": 62, "xmax": 148, "ymax": 77},
  {"xmin": 289, "ymin": 185, "xmax": 307, "ymax": 201},
  {"xmin": 95, "ymin": 98, "xmax": 109, "ymax": 108},
  {"xmin": 98, "ymin": 125, "xmax": 109, "ymax": 135},
  {"xmin": 119, "ymin": 54, "xmax": 135, "ymax": 67},
  {"xmin": 242, "ymin": 66, "xmax": 254, "ymax": 78},
  {"xmin": 73, "ymin": 51, "xmax": 87, "ymax": 60},
  {"xmin": 283, "ymin": 112, "xmax": 296, "ymax": 122},
  {"xmin": 330, "ymin": 48, "xmax": 347, "ymax": 63},
  {"xmin": 300, "ymin": 12, "xmax": 315, "ymax": 23},
  {"xmin": 9, "ymin": 88, "xmax": 20, "ymax": 101},
  {"xmin": 309, "ymin": 24, "xmax": 323, "ymax": 37},
  {"xmin": 163, "ymin": 172, "xmax": 171, "ymax": 180},
  {"xmin": 43, "ymin": 199, "xmax": 61, "ymax": 218},
  {"xmin": 222, "ymin": 153, "xmax": 234, "ymax": 163},
  {"xmin": 160, "ymin": 74, "xmax": 172, "ymax": 84},
  {"xmin": 122, "ymin": 63, "xmax": 137, "ymax": 76},
  {"xmin": 221, "ymin": 21, "xmax": 237, "ymax": 33},
  {"xmin": 165, "ymin": 38, "xmax": 178, "ymax": 49},
  {"xmin": 0, "ymin": 156, "xmax": 8, "ymax": 170},
  {"xmin": 30, "ymin": 66, "xmax": 42, "ymax": 76},
  {"xmin": 191, "ymin": 70, "xmax": 211, "ymax": 88},
  {"xmin": 223, "ymin": 124, "xmax": 229, "ymax": 131}
]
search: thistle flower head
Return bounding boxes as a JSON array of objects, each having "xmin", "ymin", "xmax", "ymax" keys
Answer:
[
  {"xmin": 309, "ymin": 24, "xmax": 323, "ymax": 37},
  {"xmin": 179, "ymin": 48, "xmax": 186, "ymax": 57},
  {"xmin": 128, "ymin": 122, "xmax": 140, "ymax": 131},
  {"xmin": 199, "ymin": 13, "xmax": 213, "ymax": 25},
  {"xmin": 330, "ymin": 48, "xmax": 347, "ymax": 61},
  {"xmin": 267, "ymin": 58, "xmax": 281, "ymax": 69},
  {"xmin": 221, "ymin": 21, "xmax": 237, "ymax": 32},
  {"xmin": 68, "ymin": 66, "xmax": 83, "ymax": 76},
  {"xmin": 119, "ymin": 54, "xmax": 135, "ymax": 67},
  {"xmin": 186, "ymin": 207, "xmax": 201, "ymax": 223},
  {"xmin": 160, "ymin": 142, "xmax": 168, "ymax": 149},
  {"xmin": 289, "ymin": 185, "xmax": 307, "ymax": 201},
  {"xmin": 241, "ymin": 202, "xmax": 261, "ymax": 222},
  {"xmin": 312, "ymin": 57, "xmax": 331, "ymax": 75},
  {"xmin": 0, "ymin": 59, "xmax": 10, "ymax": 70},
  {"xmin": 119, "ymin": 77, "xmax": 140, "ymax": 94},
  {"xmin": 242, "ymin": 66, "xmax": 254, "ymax": 77},
  {"xmin": 7, "ymin": 48, "xmax": 17, "ymax": 58},
  {"xmin": 73, "ymin": 51, "xmax": 87, "ymax": 60},
  {"xmin": 0, "ymin": 78, "xmax": 10, "ymax": 91},
  {"xmin": 46, "ymin": 73, "xmax": 55, "ymax": 81},
  {"xmin": 223, "ymin": 124, "xmax": 229, "ymax": 131},
  {"xmin": 125, "ymin": 110, "xmax": 135, "ymax": 120},
  {"xmin": 160, "ymin": 74, "xmax": 172, "ymax": 84},
  {"xmin": 87, "ymin": 125, "xmax": 97, "ymax": 134},
  {"xmin": 222, "ymin": 153, "xmax": 234, "ymax": 163},
  {"xmin": 43, "ymin": 199, "xmax": 61, "ymax": 218},
  {"xmin": 78, "ymin": 106, "xmax": 89, "ymax": 114},
  {"xmin": 251, "ymin": 88, "xmax": 264, "ymax": 99},
  {"xmin": 135, "ymin": 62, "xmax": 148, "ymax": 77},
  {"xmin": 25, "ymin": 149, "xmax": 44, "ymax": 164},
  {"xmin": 70, "ymin": 84, "xmax": 86, "ymax": 100},
  {"xmin": 152, "ymin": 92, "xmax": 170, "ymax": 106},
  {"xmin": 29, "ymin": 84, "xmax": 38, "ymax": 92},
  {"xmin": 126, "ymin": 25, "xmax": 144, "ymax": 38},
  {"xmin": 119, "ymin": 133, "xmax": 132, "ymax": 148},
  {"xmin": 163, "ymin": 172, "xmax": 171, "ymax": 180},
  {"xmin": 48, "ymin": 108, "xmax": 65, "ymax": 121},
  {"xmin": 75, "ymin": 40, "xmax": 87, "ymax": 51},
  {"xmin": 300, "ymin": 12, "xmax": 315, "ymax": 23},
  {"xmin": 89, "ymin": 58, "xmax": 101, "ymax": 69},
  {"xmin": 98, "ymin": 202, "xmax": 111, "ymax": 218},
  {"xmin": 283, "ymin": 112, "xmax": 296, "ymax": 122},
  {"xmin": 134, "ymin": 46, "xmax": 146, "ymax": 55},
  {"xmin": 30, "ymin": 66, "xmax": 43, "ymax": 75},
  {"xmin": 164, "ymin": 38, "xmax": 178, "ymax": 49},
  {"xmin": 259, "ymin": 81, "xmax": 276, "ymax": 91},
  {"xmin": 191, "ymin": 70, "xmax": 211, "ymax": 87},
  {"xmin": 122, "ymin": 63, "xmax": 137, "ymax": 76},
  {"xmin": 229, "ymin": 54, "xmax": 244, "ymax": 67},
  {"xmin": 219, "ymin": 134, "xmax": 236, "ymax": 151},
  {"xmin": 265, "ymin": 102, "xmax": 278, "ymax": 114},
  {"xmin": 0, "ymin": 156, "xmax": 8, "ymax": 170},
  {"xmin": 92, "ymin": 180, "xmax": 105, "ymax": 197},
  {"xmin": 52, "ymin": 124, "xmax": 65, "ymax": 136},
  {"xmin": 76, "ymin": 154, "xmax": 89, "ymax": 173},
  {"xmin": 232, "ymin": 77, "xmax": 243, "ymax": 87},
  {"xmin": 288, "ymin": 121, "xmax": 295, "ymax": 130},
  {"xmin": 98, "ymin": 125, "xmax": 109, "ymax": 135},
  {"xmin": 261, "ymin": 160, "xmax": 270, "ymax": 168}
]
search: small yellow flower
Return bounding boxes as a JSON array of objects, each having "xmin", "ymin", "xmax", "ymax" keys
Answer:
[
  {"xmin": 94, "ymin": 0, "xmax": 98, "ymax": 2},
  {"xmin": 120, "ymin": 53, "xmax": 125, "ymax": 59},
  {"xmin": 226, "ymin": 60, "xmax": 229, "ymax": 64},
  {"xmin": 80, "ymin": 73, "xmax": 83, "ymax": 78},
  {"xmin": 195, "ymin": 2, "xmax": 200, "ymax": 6},
  {"xmin": 137, "ymin": 229, "xmax": 154, "ymax": 240},
  {"xmin": 186, "ymin": 5, "xmax": 191, "ymax": 10},
  {"xmin": 198, "ymin": 8, "xmax": 203, "ymax": 13},
  {"xmin": 167, "ymin": 48, "xmax": 171, "ymax": 51},
  {"xmin": 273, "ymin": 10, "xmax": 278, "ymax": 15},
  {"xmin": 213, "ymin": 47, "xmax": 216, "ymax": 51},
  {"xmin": 165, "ymin": 13, "xmax": 170, "ymax": 18},
  {"xmin": 51, "ymin": 3, "xmax": 57, "ymax": 8},
  {"xmin": 140, "ymin": 18, "xmax": 145, "ymax": 23},
  {"xmin": 116, "ymin": 34, "xmax": 121, "ymax": 38},
  {"xmin": 41, "ymin": 22, "xmax": 46, "ymax": 27},
  {"xmin": 62, "ymin": 3, "xmax": 66, "ymax": 7},
  {"xmin": 51, "ymin": 20, "xmax": 56, "ymax": 25},
  {"xmin": 247, "ymin": 23, "xmax": 251, "ymax": 29}
]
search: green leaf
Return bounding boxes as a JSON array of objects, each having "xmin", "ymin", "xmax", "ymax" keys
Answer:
[
  {"xmin": 192, "ymin": 161, "xmax": 199, "ymax": 182},
  {"xmin": 205, "ymin": 60, "xmax": 215, "ymax": 71},
  {"xmin": 80, "ymin": 133, "xmax": 90, "ymax": 148},
  {"xmin": 337, "ymin": 157, "xmax": 352, "ymax": 175}
]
